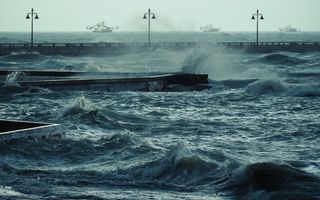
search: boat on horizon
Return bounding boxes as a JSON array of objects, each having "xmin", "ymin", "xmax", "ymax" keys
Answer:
[
  {"xmin": 200, "ymin": 24, "xmax": 220, "ymax": 32},
  {"xmin": 279, "ymin": 25, "xmax": 300, "ymax": 32},
  {"xmin": 86, "ymin": 21, "xmax": 119, "ymax": 33}
]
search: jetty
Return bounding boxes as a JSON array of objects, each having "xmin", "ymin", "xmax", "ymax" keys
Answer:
[
  {"xmin": 0, "ymin": 71, "xmax": 209, "ymax": 92},
  {"xmin": 0, "ymin": 119, "xmax": 64, "ymax": 143},
  {"xmin": 0, "ymin": 42, "xmax": 320, "ymax": 56}
]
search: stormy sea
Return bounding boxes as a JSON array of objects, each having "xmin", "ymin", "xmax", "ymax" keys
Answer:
[{"xmin": 0, "ymin": 32, "xmax": 320, "ymax": 199}]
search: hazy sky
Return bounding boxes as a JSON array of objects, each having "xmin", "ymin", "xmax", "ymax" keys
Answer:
[{"xmin": 1, "ymin": 0, "xmax": 320, "ymax": 32}]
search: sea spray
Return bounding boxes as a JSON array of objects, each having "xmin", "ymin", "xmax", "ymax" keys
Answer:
[
  {"xmin": 181, "ymin": 45, "xmax": 249, "ymax": 80},
  {"xmin": 0, "ymin": 32, "xmax": 319, "ymax": 199},
  {"xmin": 63, "ymin": 95, "xmax": 98, "ymax": 117},
  {"xmin": 0, "ymin": 71, "xmax": 25, "ymax": 94},
  {"xmin": 4, "ymin": 72, "xmax": 21, "ymax": 88}
]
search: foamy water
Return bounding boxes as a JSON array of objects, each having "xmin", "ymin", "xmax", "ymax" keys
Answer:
[{"xmin": 0, "ymin": 32, "xmax": 320, "ymax": 199}]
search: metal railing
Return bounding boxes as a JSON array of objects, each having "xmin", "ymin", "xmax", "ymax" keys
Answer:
[
  {"xmin": 217, "ymin": 41, "xmax": 320, "ymax": 46},
  {"xmin": 0, "ymin": 42, "xmax": 199, "ymax": 48}
]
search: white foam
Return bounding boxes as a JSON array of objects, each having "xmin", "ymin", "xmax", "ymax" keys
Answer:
[
  {"xmin": 63, "ymin": 95, "xmax": 98, "ymax": 116},
  {"xmin": 245, "ymin": 79, "xmax": 288, "ymax": 95},
  {"xmin": 0, "ymin": 185, "xmax": 24, "ymax": 196},
  {"xmin": 3, "ymin": 71, "xmax": 21, "ymax": 88}
]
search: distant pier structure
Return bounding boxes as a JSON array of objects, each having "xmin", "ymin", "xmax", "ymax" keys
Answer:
[{"xmin": 0, "ymin": 41, "xmax": 320, "ymax": 55}]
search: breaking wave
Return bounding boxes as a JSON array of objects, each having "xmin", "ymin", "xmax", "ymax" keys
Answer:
[
  {"xmin": 245, "ymin": 79, "xmax": 288, "ymax": 95},
  {"xmin": 126, "ymin": 143, "xmax": 227, "ymax": 187},
  {"xmin": 2, "ymin": 52, "xmax": 46, "ymax": 61},
  {"xmin": 0, "ymin": 142, "xmax": 229, "ymax": 192},
  {"xmin": 0, "ymin": 71, "xmax": 27, "ymax": 93},
  {"xmin": 217, "ymin": 79, "xmax": 258, "ymax": 89},
  {"xmin": 62, "ymin": 95, "xmax": 98, "ymax": 117}
]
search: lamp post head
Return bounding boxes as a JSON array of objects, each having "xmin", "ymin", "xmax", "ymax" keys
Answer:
[
  {"xmin": 251, "ymin": 16, "xmax": 255, "ymax": 20},
  {"xmin": 35, "ymin": 14, "xmax": 39, "ymax": 19},
  {"xmin": 152, "ymin": 14, "xmax": 156, "ymax": 19},
  {"xmin": 260, "ymin": 15, "xmax": 264, "ymax": 20},
  {"xmin": 143, "ymin": 14, "xmax": 147, "ymax": 19},
  {"xmin": 26, "ymin": 14, "xmax": 30, "ymax": 19}
]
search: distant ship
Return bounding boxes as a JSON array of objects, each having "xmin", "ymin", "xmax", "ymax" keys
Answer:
[
  {"xmin": 86, "ymin": 21, "xmax": 119, "ymax": 33},
  {"xmin": 200, "ymin": 24, "xmax": 220, "ymax": 32},
  {"xmin": 279, "ymin": 25, "xmax": 300, "ymax": 32}
]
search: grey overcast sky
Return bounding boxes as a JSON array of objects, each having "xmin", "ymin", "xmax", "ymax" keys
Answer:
[{"xmin": 1, "ymin": 0, "xmax": 320, "ymax": 32}]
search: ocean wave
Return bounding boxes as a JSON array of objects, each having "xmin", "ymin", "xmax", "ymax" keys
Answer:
[
  {"xmin": 0, "ymin": 142, "xmax": 226, "ymax": 191},
  {"xmin": 287, "ymin": 71, "xmax": 320, "ymax": 78},
  {"xmin": 255, "ymin": 53, "xmax": 308, "ymax": 65},
  {"xmin": 0, "ymin": 131, "xmax": 155, "ymax": 161},
  {"xmin": 289, "ymin": 84, "xmax": 320, "ymax": 97},
  {"xmin": 21, "ymin": 86, "xmax": 53, "ymax": 95},
  {"xmin": 62, "ymin": 95, "xmax": 98, "ymax": 117},
  {"xmin": 245, "ymin": 79, "xmax": 288, "ymax": 95},
  {"xmin": 39, "ymin": 59, "xmax": 69, "ymax": 69},
  {"xmin": 0, "ymin": 61, "xmax": 17, "ymax": 67},
  {"xmin": 100, "ymin": 131, "xmax": 156, "ymax": 152},
  {"xmin": 225, "ymin": 162, "xmax": 320, "ymax": 200},
  {"xmin": 2, "ymin": 52, "xmax": 46, "ymax": 62},
  {"xmin": 216, "ymin": 79, "xmax": 259, "ymax": 89},
  {"xmin": 1, "ymin": 84, "xmax": 53, "ymax": 96},
  {"xmin": 125, "ymin": 143, "xmax": 228, "ymax": 188},
  {"xmin": 0, "ymin": 72, "xmax": 28, "ymax": 94},
  {"xmin": 0, "ymin": 36, "xmax": 21, "ymax": 43},
  {"xmin": 0, "ymin": 143, "xmax": 227, "ymax": 192},
  {"xmin": 61, "ymin": 95, "xmax": 147, "ymax": 131}
]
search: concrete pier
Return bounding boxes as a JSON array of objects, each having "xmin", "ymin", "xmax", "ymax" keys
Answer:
[
  {"xmin": 0, "ymin": 71, "xmax": 209, "ymax": 92},
  {"xmin": 0, "ymin": 41, "xmax": 319, "ymax": 56},
  {"xmin": 0, "ymin": 119, "xmax": 64, "ymax": 143}
]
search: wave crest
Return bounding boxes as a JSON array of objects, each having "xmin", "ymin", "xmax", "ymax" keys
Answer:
[
  {"xmin": 3, "ymin": 52, "xmax": 46, "ymax": 61},
  {"xmin": 127, "ymin": 143, "xmax": 223, "ymax": 186},
  {"xmin": 256, "ymin": 53, "xmax": 308, "ymax": 65},
  {"xmin": 225, "ymin": 162, "xmax": 320, "ymax": 200},
  {"xmin": 245, "ymin": 79, "xmax": 287, "ymax": 95},
  {"xmin": 63, "ymin": 95, "xmax": 98, "ymax": 117}
]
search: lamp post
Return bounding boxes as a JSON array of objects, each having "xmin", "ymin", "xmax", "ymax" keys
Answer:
[
  {"xmin": 251, "ymin": 9, "xmax": 264, "ymax": 45},
  {"xmin": 143, "ymin": 9, "xmax": 156, "ymax": 46},
  {"xmin": 26, "ymin": 8, "xmax": 39, "ymax": 47}
]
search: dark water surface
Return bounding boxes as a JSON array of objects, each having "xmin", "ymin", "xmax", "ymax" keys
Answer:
[{"xmin": 0, "ymin": 32, "xmax": 320, "ymax": 199}]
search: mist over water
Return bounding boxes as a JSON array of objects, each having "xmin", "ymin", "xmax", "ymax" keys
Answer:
[{"xmin": 0, "ymin": 32, "xmax": 320, "ymax": 199}]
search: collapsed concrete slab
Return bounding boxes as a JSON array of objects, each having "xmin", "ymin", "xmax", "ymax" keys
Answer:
[
  {"xmin": 0, "ymin": 119, "xmax": 64, "ymax": 143},
  {"xmin": 0, "ymin": 71, "xmax": 209, "ymax": 92}
]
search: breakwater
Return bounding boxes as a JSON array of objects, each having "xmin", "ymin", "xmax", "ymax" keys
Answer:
[{"xmin": 0, "ymin": 41, "xmax": 320, "ymax": 55}]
